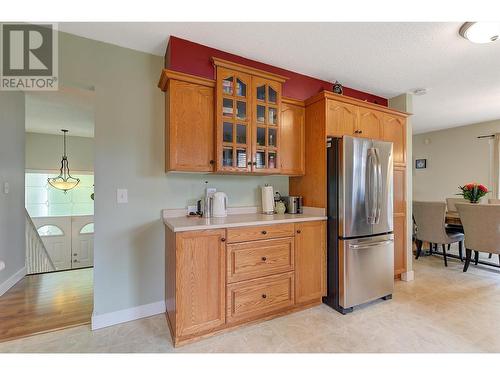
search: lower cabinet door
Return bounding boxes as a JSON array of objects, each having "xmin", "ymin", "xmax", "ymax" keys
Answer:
[
  {"xmin": 294, "ymin": 221, "xmax": 326, "ymax": 303},
  {"xmin": 176, "ymin": 229, "xmax": 226, "ymax": 337},
  {"xmin": 226, "ymin": 272, "xmax": 294, "ymax": 323}
]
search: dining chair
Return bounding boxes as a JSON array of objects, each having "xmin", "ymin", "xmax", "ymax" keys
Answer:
[
  {"xmin": 446, "ymin": 198, "xmax": 469, "ymax": 213},
  {"xmin": 456, "ymin": 203, "xmax": 500, "ymax": 272},
  {"xmin": 413, "ymin": 201, "xmax": 465, "ymax": 266}
]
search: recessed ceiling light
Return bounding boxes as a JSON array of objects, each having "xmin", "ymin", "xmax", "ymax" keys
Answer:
[
  {"xmin": 459, "ymin": 22, "xmax": 500, "ymax": 44},
  {"xmin": 412, "ymin": 88, "xmax": 428, "ymax": 96}
]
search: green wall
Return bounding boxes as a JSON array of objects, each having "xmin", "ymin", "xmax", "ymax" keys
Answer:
[{"xmin": 58, "ymin": 31, "xmax": 289, "ymax": 316}]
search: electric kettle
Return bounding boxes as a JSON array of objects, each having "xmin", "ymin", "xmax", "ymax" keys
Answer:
[{"xmin": 212, "ymin": 192, "xmax": 228, "ymax": 218}]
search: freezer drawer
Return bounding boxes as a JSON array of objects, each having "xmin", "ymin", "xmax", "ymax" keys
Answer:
[{"xmin": 339, "ymin": 234, "xmax": 394, "ymax": 309}]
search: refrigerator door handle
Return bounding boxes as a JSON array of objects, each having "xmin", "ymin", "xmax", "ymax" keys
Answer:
[
  {"xmin": 349, "ymin": 239, "xmax": 394, "ymax": 249},
  {"xmin": 374, "ymin": 148, "xmax": 382, "ymax": 224},
  {"xmin": 366, "ymin": 148, "xmax": 378, "ymax": 224}
]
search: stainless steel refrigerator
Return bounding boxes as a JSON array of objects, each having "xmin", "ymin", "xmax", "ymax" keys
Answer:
[{"xmin": 323, "ymin": 136, "xmax": 394, "ymax": 314}]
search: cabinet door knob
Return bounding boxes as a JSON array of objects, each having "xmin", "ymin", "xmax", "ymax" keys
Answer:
[
  {"xmin": 296, "ymin": 230, "xmax": 301, "ymax": 234},
  {"xmin": 247, "ymin": 161, "xmax": 252, "ymax": 166},
  {"xmin": 209, "ymin": 160, "xmax": 215, "ymax": 165},
  {"xmin": 359, "ymin": 130, "xmax": 363, "ymax": 134},
  {"xmin": 261, "ymin": 230, "xmax": 267, "ymax": 235},
  {"xmin": 221, "ymin": 238, "xmax": 226, "ymax": 242},
  {"xmin": 253, "ymin": 162, "xmax": 257, "ymax": 166},
  {"xmin": 261, "ymin": 294, "xmax": 267, "ymax": 299},
  {"xmin": 73, "ymin": 253, "xmax": 78, "ymax": 256},
  {"xmin": 261, "ymin": 256, "xmax": 267, "ymax": 261}
]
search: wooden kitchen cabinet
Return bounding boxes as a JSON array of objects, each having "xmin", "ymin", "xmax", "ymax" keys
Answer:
[
  {"xmin": 291, "ymin": 91, "xmax": 409, "ymax": 277},
  {"xmin": 158, "ymin": 70, "xmax": 215, "ymax": 172},
  {"xmin": 393, "ymin": 166, "xmax": 407, "ymax": 276},
  {"xmin": 382, "ymin": 114, "xmax": 407, "ymax": 166},
  {"xmin": 174, "ymin": 229, "xmax": 226, "ymax": 337},
  {"xmin": 280, "ymin": 98, "xmax": 305, "ymax": 175},
  {"xmin": 165, "ymin": 220, "xmax": 326, "ymax": 346},
  {"xmin": 357, "ymin": 107, "xmax": 382, "ymax": 139},
  {"xmin": 213, "ymin": 58, "xmax": 288, "ymax": 174},
  {"xmin": 294, "ymin": 221, "xmax": 326, "ymax": 304},
  {"xmin": 326, "ymin": 99, "xmax": 357, "ymax": 137}
]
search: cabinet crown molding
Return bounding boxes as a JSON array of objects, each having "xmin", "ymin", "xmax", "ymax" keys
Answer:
[
  {"xmin": 212, "ymin": 57, "xmax": 289, "ymax": 83},
  {"xmin": 306, "ymin": 91, "xmax": 411, "ymax": 118},
  {"xmin": 158, "ymin": 69, "xmax": 216, "ymax": 91}
]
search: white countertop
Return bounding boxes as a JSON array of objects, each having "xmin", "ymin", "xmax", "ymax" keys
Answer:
[{"xmin": 163, "ymin": 212, "xmax": 327, "ymax": 232}]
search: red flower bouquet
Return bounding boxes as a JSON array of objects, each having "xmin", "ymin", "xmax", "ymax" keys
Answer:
[{"xmin": 457, "ymin": 183, "xmax": 488, "ymax": 203}]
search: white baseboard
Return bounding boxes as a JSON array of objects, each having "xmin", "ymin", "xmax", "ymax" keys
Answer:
[
  {"xmin": 401, "ymin": 270, "xmax": 415, "ymax": 282},
  {"xmin": 0, "ymin": 266, "xmax": 26, "ymax": 297},
  {"xmin": 91, "ymin": 300, "xmax": 166, "ymax": 330}
]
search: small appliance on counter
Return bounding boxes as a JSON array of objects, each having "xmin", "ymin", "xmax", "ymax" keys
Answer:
[
  {"xmin": 282, "ymin": 196, "xmax": 303, "ymax": 214},
  {"xmin": 196, "ymin": 185, "xmax": 216, "ymax": 217},
  {"xmin": 261, "ymin": 185, "xmax": 275, "ymax": 215},
  {"xmin": 212, "ymin": 191, "xmax": 228, "ymax": 218}
]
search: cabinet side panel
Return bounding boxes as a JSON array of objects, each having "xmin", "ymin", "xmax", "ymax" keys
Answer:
[
  {"xmin": 165, "ymin": 227, "xmax": 176, "ymax": 337},
  {"xmin": 289, "ymin": 99, "xmax": 327, "ymax": 207}
]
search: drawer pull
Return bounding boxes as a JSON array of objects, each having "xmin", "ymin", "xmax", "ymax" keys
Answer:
[
  {"xmin": 296, "ymin": 230, "xmax": 301, "ymax": 234},
  {"xmin": 261, "ymin": 294, "xmax": 267, "ymax": 299},
  {"xmin": 261, "ymin": 230, "xmax": 267, "ymax": 235},
  {"xmin": 261, "ymin": 256, "xmax": 267, "ymax": 261},
  {"xmin": 221, "ymin": 238, "xmax": 226, "ymax": 242}
]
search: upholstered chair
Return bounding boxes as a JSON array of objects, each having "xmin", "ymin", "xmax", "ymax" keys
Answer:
[
  {"xmin": 413, "ymin": 201, "xmax": 465, "ymax": 266},
  {"xmin": 456, "ymin": 203, "xmax": 500, "ymax": 272}
]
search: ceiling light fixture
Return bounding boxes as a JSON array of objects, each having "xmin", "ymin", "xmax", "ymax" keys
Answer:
[
  {"xmin": 459, "ymin": 22, "xmax": 500, "ymax": 44},
  {"xmin": 47, "ymin": 129, "xmax": 80, "ymax": 193}
]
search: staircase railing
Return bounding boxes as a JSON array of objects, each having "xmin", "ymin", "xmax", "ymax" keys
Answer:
[{"xmin": 25, "ymin": 209, "xmax": 56, "ymax": 274}]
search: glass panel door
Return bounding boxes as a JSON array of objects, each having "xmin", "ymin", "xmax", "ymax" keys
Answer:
[
  {"xmin": 252, "ymin": 77, "xmax": 281, "ymax": 173},
  {"xmin": 216, "ymin": 68, "xmax": 252, "ymax": 172}
]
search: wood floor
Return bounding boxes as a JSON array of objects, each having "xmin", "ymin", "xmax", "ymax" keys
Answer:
[{"xmin": 0, "ymin": 268, "xmax": 93, "ymax": 342}]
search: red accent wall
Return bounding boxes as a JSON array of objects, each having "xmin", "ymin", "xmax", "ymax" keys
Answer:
[{"xmin": 166, "ymin": 36, "xmax": 387, "ymax": 106}]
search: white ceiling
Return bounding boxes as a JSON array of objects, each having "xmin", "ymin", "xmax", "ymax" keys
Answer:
[
  {"xmin": 59, "ymin": 22, "xmax": 500, "ymax": 134},
  {"xmin": 25, "ymin": 86, "xmax": 95, "ymax": 137}
]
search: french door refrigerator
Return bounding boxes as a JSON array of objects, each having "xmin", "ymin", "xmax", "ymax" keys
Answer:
[{"xmin": 323, "ymin": 136, "xmax": 394, "ymax": 314}]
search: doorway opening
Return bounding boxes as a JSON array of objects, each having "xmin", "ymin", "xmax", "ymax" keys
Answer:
[{"xmin": 0, "ymin": 85, "xmax": 95, "ymax": 342}]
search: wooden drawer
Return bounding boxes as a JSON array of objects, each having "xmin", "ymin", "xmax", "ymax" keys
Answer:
[
  {"xmin": 227, "ymin": 237, "xmax": 294, "ymax": 283},
  {"xmin": 226, "ymin": 272, "xmax": 294, "ymax": 323},
  {"xmin": 226, "ymin": 223, "xmax": 295, "ymax": 243}
]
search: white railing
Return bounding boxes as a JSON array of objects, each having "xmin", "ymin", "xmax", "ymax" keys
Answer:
[{"xmin": 25, "ymin": 209, "xmax": 56, "ymax": 274}]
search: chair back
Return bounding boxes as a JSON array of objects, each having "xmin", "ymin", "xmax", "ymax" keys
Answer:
[
  {"xmin": 413, "ymin": 201, "xmax": 450, "ymax": 244},
  {"xmin": 446, "ymin": 197, "xmax": 468, "ymax": 213},
  {"xmin": 456, "ymin": 203, "xmax": 500, "ymax": 255},
  {"xmin": 488, "ymin": 198, "xmax": 500, "ymax": 205}
]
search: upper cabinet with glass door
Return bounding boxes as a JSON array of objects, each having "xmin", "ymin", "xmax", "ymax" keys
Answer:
[
  {"xmin": 213, "ymin": 57, "xmax": 288, "ymax": 174},
  {"xmin": 215, "ymin": 67, "xmax": 252, "ymax": 172},
  {"xmin": 253, "ymin": 77, "xmax": 282, "ymax": 173}
]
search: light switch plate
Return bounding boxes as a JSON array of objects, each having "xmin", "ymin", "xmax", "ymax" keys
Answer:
[{"xmin": 117, "ymin": 188, "xmax": 128, "ymax": 203}]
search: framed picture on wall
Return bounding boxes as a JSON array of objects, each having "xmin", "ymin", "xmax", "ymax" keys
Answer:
[{"xmin": 415, "ymin": 159, "xmax": 427, "ymax": 169}]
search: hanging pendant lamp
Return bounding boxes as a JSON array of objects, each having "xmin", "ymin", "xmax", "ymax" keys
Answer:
[{"xmin": 47, "ymin": 129, "xmax": 80, "ymax": 193}]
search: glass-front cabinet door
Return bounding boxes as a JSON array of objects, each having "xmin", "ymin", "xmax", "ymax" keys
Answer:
[
  {"xmin": 252, "ymin": 77, "xmax": 282, "ymax": 173},
  {"xmin": 216, "ymin": 67, "xmax": 252, "ymax": 172}
]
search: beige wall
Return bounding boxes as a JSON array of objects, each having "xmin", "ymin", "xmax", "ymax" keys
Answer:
[
  {"xmin": 0, "ymin": 92, "xmax": 25, "ymax": 290},
  {"xmin": 57, "ymin": 31, "xmax": 288, "ymax": 318},
  {"xmin": 413, "ymin": 119, "xmax": 500, "ymax": 201},
  {"xmin": 26, "ymin": 132, "xmax": 94, "ymax": 172}
]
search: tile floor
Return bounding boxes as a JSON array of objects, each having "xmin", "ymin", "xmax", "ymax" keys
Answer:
[{"xmin": 1, "ymin": 249, "xmax": 499, "ymax": 353}]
